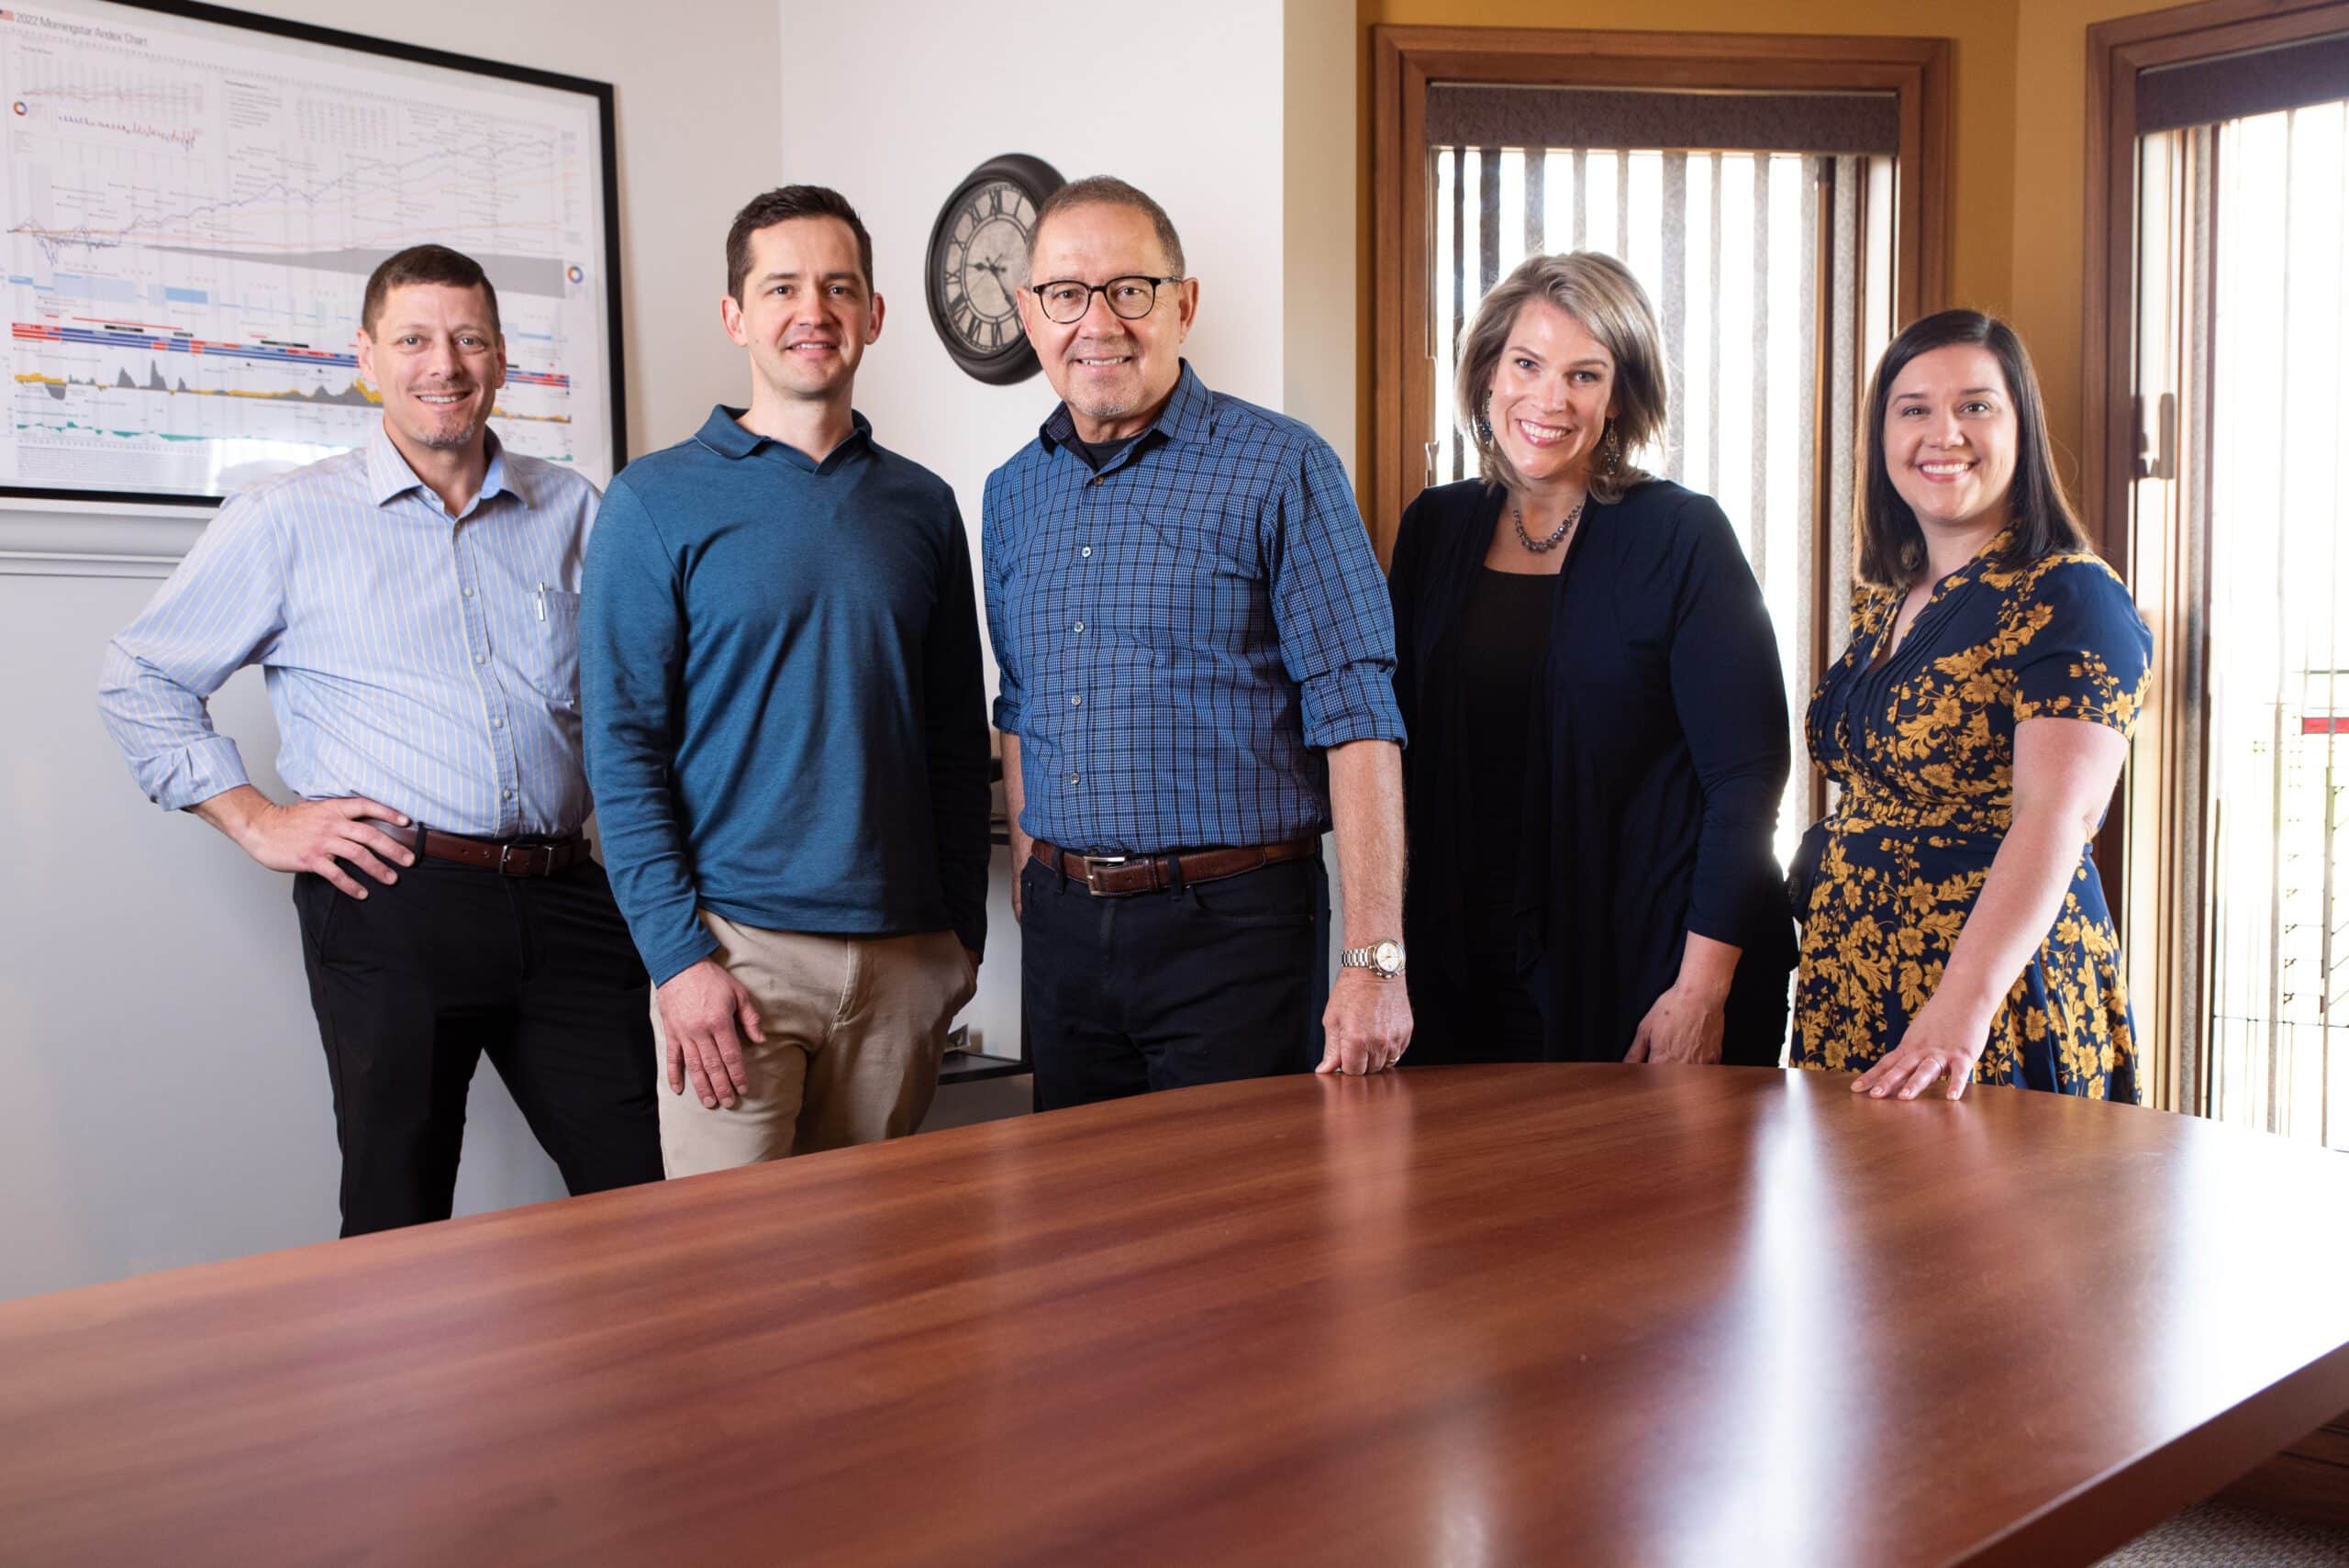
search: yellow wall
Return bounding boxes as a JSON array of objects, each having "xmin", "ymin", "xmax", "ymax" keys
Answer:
[
  {"xmin": 1354, "ymin": 0, "xmax": 2200, "ymax": 496},
  {"xmin": 2008, "ymin": 0, "xmax": 2178, "ymax": 477}
]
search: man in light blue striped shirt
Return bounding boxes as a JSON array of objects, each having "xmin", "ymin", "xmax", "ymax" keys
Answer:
[{"xmin": 99, "ymin": 244, "xmax": 661, "ymax": 1237}]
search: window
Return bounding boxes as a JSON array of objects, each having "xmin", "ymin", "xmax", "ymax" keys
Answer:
[
  {"xmin": 1428, "ymin": 128, "xmax": 1895, "ymax": 862},
  {"xmin": 1372, "ymin": 28, "xmax": 1949, "ymax": 851},
  {"xmin": 2093, "ymin": 2, "xmax": 2349, "ymax": 1144}
]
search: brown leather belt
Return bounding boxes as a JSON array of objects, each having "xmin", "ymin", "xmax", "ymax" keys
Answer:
[
  {"xmin": 415, "ymin": 828, "xmax": 585, "ymax": 878},
  {"xmin": 1029, "ymin": 835, "xmax": 1319, "ymax": 897}
]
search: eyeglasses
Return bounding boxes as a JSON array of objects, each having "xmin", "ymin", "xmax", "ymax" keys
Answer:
[{"xmin": 1029, "ymin": 275, "xmax": 1185, "ymax": 325}]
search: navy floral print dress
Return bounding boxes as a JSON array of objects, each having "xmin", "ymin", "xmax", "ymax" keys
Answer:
[{"xmin": 1791, "ymin": 535, "xmax": 2152, "ymax": 1097}]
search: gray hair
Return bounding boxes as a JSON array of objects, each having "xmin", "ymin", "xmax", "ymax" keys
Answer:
[
  {"xmin": 1029, "ymin": 174, "xmax": 1186, "ymax": 276},
  {"xmin": 1453, "ymin": 250, "xmax": 1665, "ymax": 504}
]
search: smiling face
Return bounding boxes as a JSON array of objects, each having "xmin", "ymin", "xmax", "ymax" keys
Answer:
[
  {"xmin": 1881, "ymin": 342, "xmax": 2019, "ymax": 535},
  {"xmin": 1486, "ymin": 298, "xmax": 1617, "ymax": 492},
  {"xmin": 720, "ymin": 216, "xmax": 884, "ymax": 405},
  {"xmin": 356, "ymin": 282, "xmax": 506, "ymax": 458},
  {"xmin": 1017, "ymin": 201, "xmax": 1197, "ymax": 441}
]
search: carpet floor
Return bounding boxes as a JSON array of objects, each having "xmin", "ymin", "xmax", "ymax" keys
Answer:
[{"xmin": 2098, "ymin": 1502, "xmax": 2349, "ymax": 1565}]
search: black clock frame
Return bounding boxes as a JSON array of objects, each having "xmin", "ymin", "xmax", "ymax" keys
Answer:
[{"xmin": 925, "ymin": 153, "xmax": 1066, "ymax": 386}]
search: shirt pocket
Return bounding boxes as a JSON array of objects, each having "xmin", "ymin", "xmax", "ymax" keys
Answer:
[{"xmin": 518, "ymin": 584, "xmax": 582, "ymax": 709}]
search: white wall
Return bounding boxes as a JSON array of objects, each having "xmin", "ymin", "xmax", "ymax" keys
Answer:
[
  {"xmin": 0, "ymin": 0, "xmax": 1359, "ymax": 1300},
  {"xmin": 776, "ymin": 0, "xmax": 1359, "ymax": 1064},
  {"xmin": 0, "ymin": 0, "xmax": 783, "ymax": 1300}
]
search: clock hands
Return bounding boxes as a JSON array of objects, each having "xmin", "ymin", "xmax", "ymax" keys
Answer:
[{"xmin": 970, "ymin": 256, "xmax": 1016, "ymax": 315}]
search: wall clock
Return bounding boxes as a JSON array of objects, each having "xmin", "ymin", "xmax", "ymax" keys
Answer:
[{"xmin": 926, "ymin": 153, "xmax": 1064, "ymax": 385}]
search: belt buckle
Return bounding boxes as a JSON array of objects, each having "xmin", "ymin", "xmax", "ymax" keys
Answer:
[
  {"xmin": 498, "ymin": 841, "xmax": 545, "ymax": 877},
  {"xmin": 1081, "ymin": 854, "xmax": 1128, "ymax": 895}
]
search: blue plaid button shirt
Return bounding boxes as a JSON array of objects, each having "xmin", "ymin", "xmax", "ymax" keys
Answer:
[{"xmin": 983, "ymin": 361, "xmax": 1405, "ymax": 854}]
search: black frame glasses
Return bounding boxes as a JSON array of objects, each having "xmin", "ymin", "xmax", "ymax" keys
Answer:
[{"xmin": 1028, "ymin": 274, "xmax": 1186, "ymax": 325}]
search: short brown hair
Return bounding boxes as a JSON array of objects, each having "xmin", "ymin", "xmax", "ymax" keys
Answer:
[
  {"xmin": 725, "ymin": 185, "xmax": 873, "ymax": 301},
  {"xmin": 1454, "ymin": 250, "xmax": 1665, "ymax": 506},
  {"xmin": 361, "ymin": 244, "xmax": 500, "ymax": 339},
  {"xmin": 1854, "ymin": 309, "xmax": 2089, "ymax": 590},
  {"xmin": 1029, "ymin": 175, "xmax": 1186, "ymax": 275}
]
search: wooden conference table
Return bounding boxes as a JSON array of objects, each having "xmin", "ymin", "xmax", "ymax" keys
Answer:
[{"xmin": 5, "ymin": 1067, "xmax": 2348, "ymax": 1567}]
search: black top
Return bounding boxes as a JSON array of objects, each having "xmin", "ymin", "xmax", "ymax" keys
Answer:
[
  {"xmin": 1073, "ymin": 435, "xmax": 1139, "ymax": 471},
  {"xmin": 1387, "ymin": 478, "xmax": 1797, "ymax": 1063},
  {"xmin": 1453, "ymin": 567, "xmax": 1556, "ymax": 908}
]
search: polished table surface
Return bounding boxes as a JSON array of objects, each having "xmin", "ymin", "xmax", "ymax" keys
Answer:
[{"xmin": 6, "ymin": 1067, "xmax": 2349, "ymax": 1567}]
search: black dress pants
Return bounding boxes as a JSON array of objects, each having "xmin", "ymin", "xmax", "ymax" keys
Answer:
[
  {"xmin": 291, "ymin": 855, "xmax": 662, "ymax": 1237},
  {"xmin": 1020, "ymin": 854, "xmax": 1329, "ymax": 1112}
]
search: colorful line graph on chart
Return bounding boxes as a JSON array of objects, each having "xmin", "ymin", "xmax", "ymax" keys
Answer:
[
  {"xmin": 0, "ymin": 1, "xmax": 612, "ymax": 496},
  {"xmin": 12, "ymin": 321, "xmax": 573, "ymax": 388}
]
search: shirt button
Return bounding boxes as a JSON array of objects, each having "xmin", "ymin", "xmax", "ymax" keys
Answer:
[
  {"xmin": 462, "ymin": 587, "xmax": 475, "ymax": 599},
  {"xmin": 1069, "ymin": 695, "xmax": 1082, "ymax": 706},
  {"xmin": 1087, "ymin": 476, "xmax": 1104, "ymax": 487},
  {"xmin": 473, "ymin": 652, "xmax": 487, "ymax": 665},
  {"xmin": 492, "ymin": 717, "xmax": 506, "ymax": 728},
  {"xmin": 1072, "ymin": 620, "xmax": 1085, "ymax": 634},
  {"xmin": 1066, "ymin": 773, "xmax": 1080, "ymax": 786},
  {"xmin": 501, "ymin": 788, "xmax": 514, "ymax": 801},
  {"xmin": 1080, "ymin": 546, "xmax": 1093, "ymax": 558}
]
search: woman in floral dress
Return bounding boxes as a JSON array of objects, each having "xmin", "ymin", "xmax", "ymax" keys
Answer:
[{"xmin": 1792, "ymin": 310, "xmax": 2151, "ymax": 1101}]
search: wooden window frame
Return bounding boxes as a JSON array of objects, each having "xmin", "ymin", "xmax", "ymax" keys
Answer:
[
  {"xmin": 1367, "ymin": 25, "xmax": 1951, "ymax": 562},
  {"xmin": 2082, "ymin": 0, "xmax": 2349, "ymax": 569},
  {"xmin": 2082, "ymin": 0, "xmax": 2349, "ymax": 1112}
]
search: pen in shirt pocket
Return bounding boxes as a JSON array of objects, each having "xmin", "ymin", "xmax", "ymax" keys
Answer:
[{"xmin": 536, "ymin": 582, "xmax": 548, "ymax": 622}]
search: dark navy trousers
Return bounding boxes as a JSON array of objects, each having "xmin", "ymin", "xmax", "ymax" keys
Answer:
[{"xmin": 1019, "ymin": 854, "xmax": 1329, "ymax": 1112}]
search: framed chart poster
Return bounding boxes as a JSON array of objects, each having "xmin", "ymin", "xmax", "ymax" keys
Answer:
[{"xmin": 0, "ymin": 0, "xmax": 623, "ymax": 506}]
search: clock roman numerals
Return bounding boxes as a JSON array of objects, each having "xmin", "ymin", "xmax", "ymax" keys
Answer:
[
  {"xmin": 929, "ymin": 156, "xmax": 1063, "ymax": 381},
  {"xmin": 945, "ymin": 300, "xmax": 1009, "ymax": 351}
]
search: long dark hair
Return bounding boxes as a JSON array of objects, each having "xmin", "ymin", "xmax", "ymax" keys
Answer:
[{"xmin": 1854, "ymin": 309, "xmax": 2088, "ymax": 590}]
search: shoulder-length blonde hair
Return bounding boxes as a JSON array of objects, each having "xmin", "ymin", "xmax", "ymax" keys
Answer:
[{"xmin": 1453, "ymin": 250, "xmax": 1666, "ymax": 505}]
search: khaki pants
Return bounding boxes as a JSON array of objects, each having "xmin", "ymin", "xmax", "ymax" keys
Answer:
[{"xmin": 653, "ymin": 914, "xmax": 975, "ymax": 1177}]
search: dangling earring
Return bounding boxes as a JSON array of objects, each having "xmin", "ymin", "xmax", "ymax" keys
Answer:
[
  {"xmin": 1601, "ymin": 421, "xmax": 1623, "ymax": 477},
  {"xmin": 1474, "ymin": 395, "xmax": 1494, "ymax": 447}
]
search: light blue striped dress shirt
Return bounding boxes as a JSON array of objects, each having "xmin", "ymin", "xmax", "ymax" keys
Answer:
[{"xmin": 99, "ymin": 423, "xmax": 600, "ymax": 840}]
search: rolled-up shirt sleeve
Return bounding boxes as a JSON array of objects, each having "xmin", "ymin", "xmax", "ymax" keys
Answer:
[
  {"xmin": 97, "ymin": 497, "xmax": 285, "ymax": 811},
  {"xmin": 1267, "ymin": 438, "xmax": 1408, "ymax": 750}
]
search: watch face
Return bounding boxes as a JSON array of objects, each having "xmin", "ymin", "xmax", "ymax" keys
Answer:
[
  {"xmin": 926, "ymin": 156, "xmax": 1062, "ymax": 384},
  {"xmin": 1374, "ymin": 940, "xmax": 1403, "ymax": 973},
  {"xmin": 937, "ymin": 179, "xmax": 1033, "ymax": 357}
]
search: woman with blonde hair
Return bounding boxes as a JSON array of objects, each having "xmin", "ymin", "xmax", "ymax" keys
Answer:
[
  {"xmin": 1791, "ymin": 309, "xmax": 2151, "ymax": 1100},
  {"xmin": 1387, "ymin": 251, "xmax": 1796, "ymax": 1066}
]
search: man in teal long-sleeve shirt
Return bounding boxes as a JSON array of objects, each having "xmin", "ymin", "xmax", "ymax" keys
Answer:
[{"xmin": 581, "ymin": 186, "xmax": 988, "ymax": 1174}]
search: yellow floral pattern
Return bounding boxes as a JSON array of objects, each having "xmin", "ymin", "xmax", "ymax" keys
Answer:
[{"xmin": 1790, "ymin": 538, "xmax": 2152, "ymax": 1097}]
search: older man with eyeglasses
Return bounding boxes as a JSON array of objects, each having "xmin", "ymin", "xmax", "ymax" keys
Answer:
[{"xmin": 984, "ymin": 175, "xmax": 1412, "ymax": 1111}]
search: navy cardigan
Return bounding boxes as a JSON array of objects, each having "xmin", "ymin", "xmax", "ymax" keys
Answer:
[{"xmin": 1387, "ymin": 477, "xmax": 1797, "ymax": 1062}]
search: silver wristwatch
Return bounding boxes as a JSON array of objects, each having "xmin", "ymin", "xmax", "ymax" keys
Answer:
[{"xmin": 1341, "ymin": 939, "xmax": 1407, "ymax": 980}]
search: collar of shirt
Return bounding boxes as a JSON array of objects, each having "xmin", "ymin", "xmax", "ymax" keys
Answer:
[
  {"xmin": 1037, "ymin": 359, "xmax": 1210, "ymax": 467},
  {"xmin": 363, "ymin": 421, "xmax": 527, "ymax": 517},
  {"xmin": 694, "ymin": 404, "xmax": 874, "ymax": 473}
]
